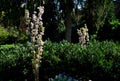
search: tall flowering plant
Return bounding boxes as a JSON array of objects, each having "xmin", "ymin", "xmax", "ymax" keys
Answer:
[
  {"xmin": 77, "ymin": 24, "xmax": 89, "ymax": 47},
  {"xmin": 24, "ymin": 6, "xmax": 45, "ymax": 81}
]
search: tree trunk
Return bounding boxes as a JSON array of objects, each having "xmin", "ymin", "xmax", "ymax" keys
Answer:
[{"xmin": 64, "ymin": 12, "xmax": 72, "ymax": 42}]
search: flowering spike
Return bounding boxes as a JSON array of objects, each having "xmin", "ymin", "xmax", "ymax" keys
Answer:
[{"xmin": 24, "ymin": 5, "xmax": 45, "ymax": 81}]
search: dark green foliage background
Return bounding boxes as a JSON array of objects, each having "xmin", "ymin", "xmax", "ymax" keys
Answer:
[{"xmin": 0, "ymin": 40, "xmax": 120, "ymax": 81}]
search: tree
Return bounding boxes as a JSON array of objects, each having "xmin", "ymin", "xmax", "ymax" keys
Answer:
[
  {"xmin": 0, "ymin": 0, "xmax": 24, "ymax": 27},
  {"xmin": 43, "ymin": 0, "xmax": 83, "ymax": 42},
  {"xmin": 85, "ymin": 0, "xmax": 113, "ymax": 34},
  {"xmin": 43, "ymin": 0, "xmax": 62, "ymax": 42},
  {"xmin": 58, "ymin": 0, "xmax": 85, "ymax": 42}
]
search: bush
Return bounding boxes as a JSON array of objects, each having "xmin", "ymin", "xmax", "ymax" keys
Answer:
[
  {"xmin": 41, "ymin": 40, "xmax": 120, "ymax": 81},
  {"xmin": 0, "ymin": 25, "xmax": 29, "ymax": 44},
  {"xmin": 0, "ymin": 43, "xmax": 33, "ymax": 81},
  {"xmin": 1, "ymin": 40, "xmax": 120, "ymax": 81},
  {"xmin": 0, "ymin": 25, "xmax": 9, "ymax": 44}
]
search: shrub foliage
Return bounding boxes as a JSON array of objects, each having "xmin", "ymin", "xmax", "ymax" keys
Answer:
[{"xmin": 0, "ymin": 40, "xmax": 120, "ymax": 81}]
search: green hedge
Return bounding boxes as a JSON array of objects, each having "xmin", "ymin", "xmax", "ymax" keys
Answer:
[
  {"xmin": 0, "ymin": 43, "xmax": 33, "ymax": 81},
  {"xmin": 0, "ymin": 40, "xmax": 120, "ymax": 81},
  {"xmin": 42, "ymin": 40, "xmax": 120, "ymax": 81}
]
